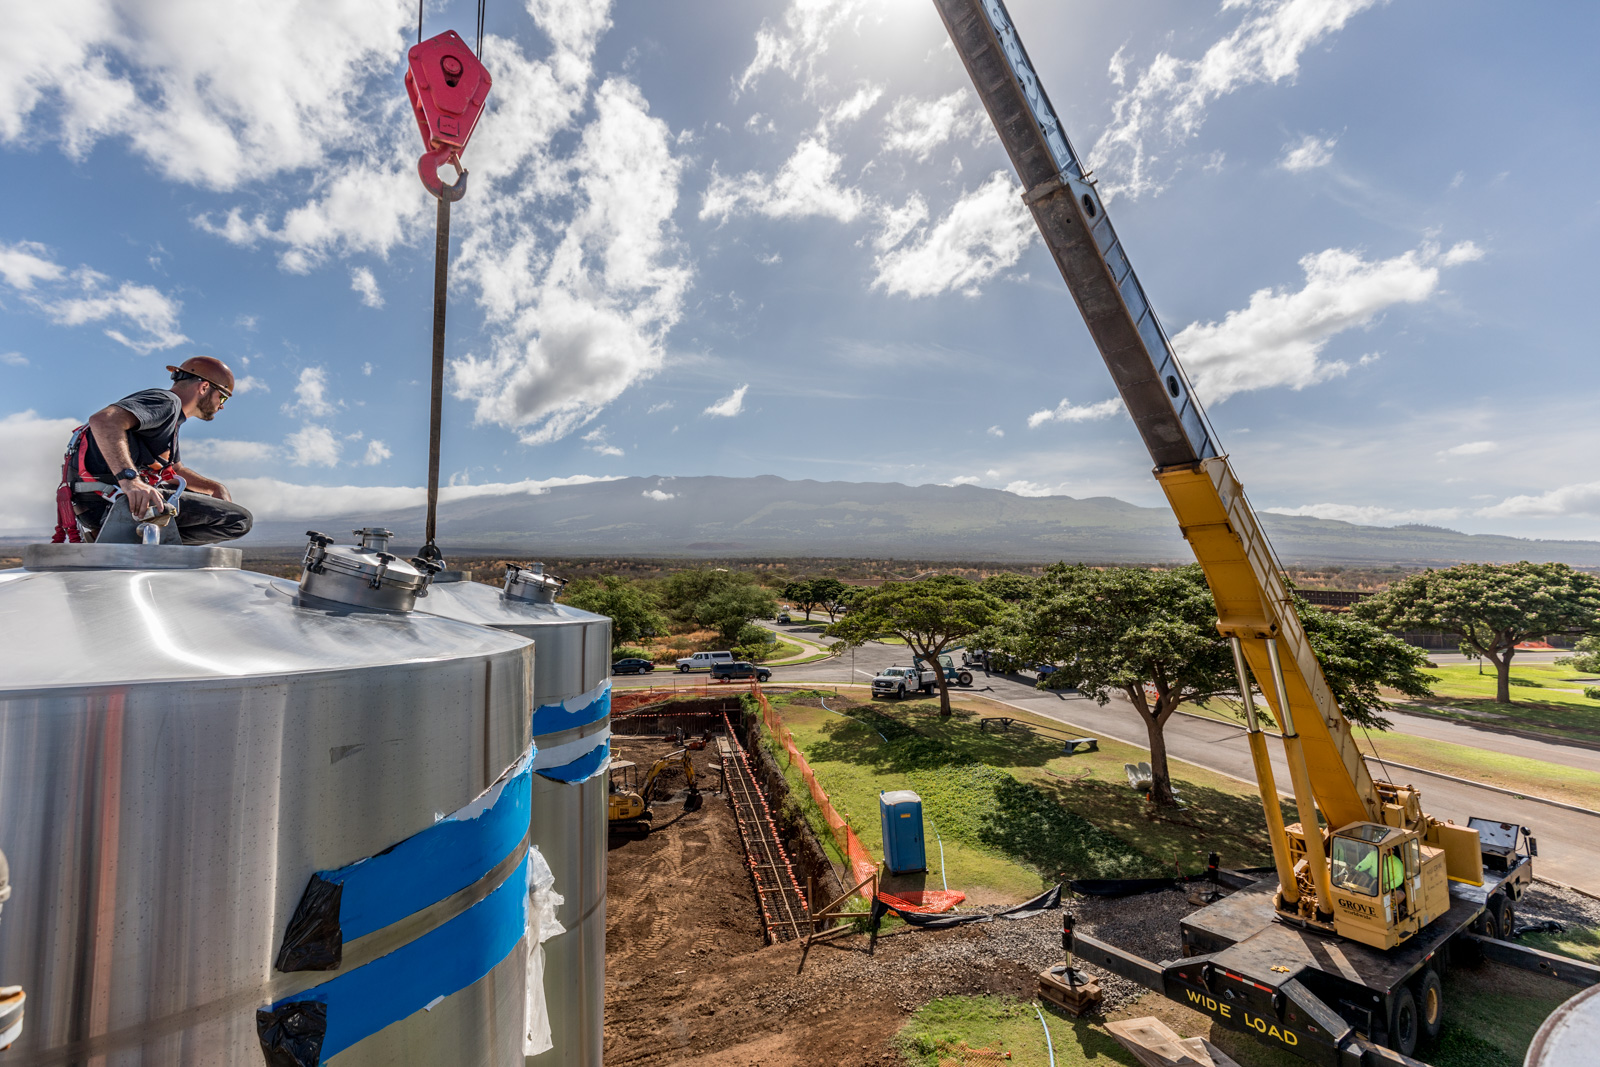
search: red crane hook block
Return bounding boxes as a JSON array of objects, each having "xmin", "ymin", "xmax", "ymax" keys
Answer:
[{"xmin": 405, "ymin": 30, "xmax": 492, "ymax": 200}]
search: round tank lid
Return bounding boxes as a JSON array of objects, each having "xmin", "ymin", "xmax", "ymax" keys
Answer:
[
  {"xmin": 299, "ymin": 529, "xmax": 440, "ymax": 612},
  {"xmin": 1527, "ymin": 984, "xmax": 1600, "ymax": 1066},
  {"xmin": 503, "ymin": 562, "xmax": 566, "ymax": 604},
  {"xmin": 23, "ymin": 543, "xmax": 242, "ymax": 571}
]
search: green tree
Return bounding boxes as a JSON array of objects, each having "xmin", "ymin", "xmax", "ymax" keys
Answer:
[
  {"xmin": 992, "ymin": 564, "xmax": 1232, "ymax": 807},
  {"xmin": 980, "ymin": 572, "xmax": 1035, "ymax": 604},
  {"xmin": 560, "ymin": 575, "xmax": 668, "ymax": 650},
  {"xmin": 733, "ymin": 622, "xmax": 779, "ymax": 662},
  {"xmin": 1355, "ymin": 562, "xmax": 1600, "ymax": 703},
  {"xmin": 1295, "ymin": 591, "xmax": 1434, "ymax": 731},
  {"xmin": 781, "ymin": 579, "xmax": 820, "ymax": 620},
  {"xmin": 825, "ymin": 575, "xmax": 1002, "ymax": 717},
  {"xmin": 657, "ymin": 568, "xmax": 778, "ymax": 644},
  {"xmin": 1556, "ymin": 635, "xmax": 1600, "ymax": 674},
  {"xmin": 810, "ymin": 577, "xmax": 849, "ymax": 621}
]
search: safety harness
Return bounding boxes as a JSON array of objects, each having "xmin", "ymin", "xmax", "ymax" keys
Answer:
[{"xmin": 50, "ymin": 426, "xmax": 173, "ymax": 544}]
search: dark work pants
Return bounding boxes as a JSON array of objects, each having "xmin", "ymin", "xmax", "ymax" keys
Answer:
[{"xmin": 90, "ymin": 491, "xmax": 254, "ymax": 546}]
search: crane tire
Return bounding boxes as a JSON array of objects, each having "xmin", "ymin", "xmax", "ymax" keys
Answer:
[
  {"xmin": 1416, "ymin": 969, "xmax": 1444, "ymax": 1046},
  {"xmin": 1390, "ymin": 986, "xmax": 1419, "ymax": 1058}
]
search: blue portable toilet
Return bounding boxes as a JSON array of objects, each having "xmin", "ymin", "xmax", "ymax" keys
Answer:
[{"xmin": 879, "ymin": 790, "xmax": 927, "ymax": 874}]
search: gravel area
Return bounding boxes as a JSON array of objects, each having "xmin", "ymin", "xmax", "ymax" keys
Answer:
[{"xmin": 1518, "ymin": 879, "xmax": 1600, "ymax": 930}]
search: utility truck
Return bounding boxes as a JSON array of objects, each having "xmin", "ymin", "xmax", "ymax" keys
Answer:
[{"xmin": 932, "ymin": 0, "xmax": 1598, "ymax": 1061}]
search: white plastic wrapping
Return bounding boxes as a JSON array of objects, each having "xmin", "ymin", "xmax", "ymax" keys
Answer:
[{"xmin": 523, "ymin": 846, "xmax": 567, "ymax": 1056}]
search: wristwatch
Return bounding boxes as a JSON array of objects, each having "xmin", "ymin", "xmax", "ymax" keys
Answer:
[{"xmin": 116, "ymin": 468, "xmax": 141, "ymax": 483}]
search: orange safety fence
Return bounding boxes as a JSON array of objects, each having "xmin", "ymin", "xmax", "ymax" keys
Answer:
[{"xmin": 750, "ymin": 682, "xmax": 964, "ymax": 914}]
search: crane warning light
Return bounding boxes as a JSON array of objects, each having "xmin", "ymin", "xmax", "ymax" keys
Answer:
[{"xmin": 405, "ymin": 30, "xmax": 492, "ymax": 200}]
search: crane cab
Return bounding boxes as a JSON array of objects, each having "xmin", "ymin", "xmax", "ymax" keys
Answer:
[{"xmin": 1321, "ymin": 823, "xmax": 1451, "ymax": 950}]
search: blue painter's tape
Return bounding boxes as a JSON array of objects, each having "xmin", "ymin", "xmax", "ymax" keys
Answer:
[
  {"xmin": 536, "ymin": 738, "xmax": 609, "ymax": 783},
  {"xmin": 283, "ymin": 850, "xmax": 530, "ymax": 1061},
  {"xmin": 530, "ymin": 680, "xmax": 610, "ymax": 736},
  {"xmin": 320, "ymin": 749, "xmax": 532, "ymax": 942}
]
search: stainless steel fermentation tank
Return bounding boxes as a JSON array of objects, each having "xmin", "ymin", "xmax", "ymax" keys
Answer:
[
  {"xmin": 0, "ymin": 541, "xmax": 541, "ymax": 1065},
  {"xmin": 420, "ymin": 563, "xmax": 611, "ymax": 1067}
]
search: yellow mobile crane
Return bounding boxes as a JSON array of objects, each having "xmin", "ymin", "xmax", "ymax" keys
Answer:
[{"xmin": 929, "ymin": 1, "xmax": 1594, "ymax": 1061}]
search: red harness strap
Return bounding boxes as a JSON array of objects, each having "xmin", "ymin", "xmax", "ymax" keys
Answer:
[{"xmin": 50, "ymin": 427, "xmax": 171, "ymax": 543}]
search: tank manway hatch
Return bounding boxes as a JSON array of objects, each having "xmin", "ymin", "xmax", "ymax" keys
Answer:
[
  {"xmin": 0, "ymin": 539, "xmax": 538, "ymax": 1064},
  {"xmin": 503, "ymin": 560, "xmax": 567, "ymax": 604},
  {"xmin": 298, "ymin": 526, "xmax": 441, "ymax": 611}
]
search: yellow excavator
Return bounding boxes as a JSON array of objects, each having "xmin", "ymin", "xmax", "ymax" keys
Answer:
[
  {"xmin": 929, "ymin": 1, "xmax": 1582, "ymax": 1061},
  {"xmin": 608, "ymin": 748, "xmax": 703, "ymax": 831}
]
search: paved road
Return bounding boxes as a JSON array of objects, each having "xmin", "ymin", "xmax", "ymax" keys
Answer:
[{"xmin": 617, "ymin": 638, "xmax": 1600, "ymax": 891}]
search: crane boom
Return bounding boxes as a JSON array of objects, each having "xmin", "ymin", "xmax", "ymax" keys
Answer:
[{"xmin": 930, "ymin": 0, "xmax": 1420, "ymax": 913}]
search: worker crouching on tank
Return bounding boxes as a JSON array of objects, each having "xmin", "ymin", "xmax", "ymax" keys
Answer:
[{"xmin": 72, "ymin": 356, "xmax": 253, "ymax": 545}]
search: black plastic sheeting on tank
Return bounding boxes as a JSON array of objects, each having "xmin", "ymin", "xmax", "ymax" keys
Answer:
[
  {"xmin": 275, "ymin": 874, "xmax": 343, "ymax": 971},
  {"xmin": 257, "ymin": 1000, "xmax": 327, "ymax": 1067},
  {"xmin": 870, "ymin": 883, "xmax": 1062, "ymax": 929}
]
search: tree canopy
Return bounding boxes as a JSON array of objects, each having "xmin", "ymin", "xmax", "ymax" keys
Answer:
[
  {"xmin": 1558, "ymin": 635, "xmax": 1600, "ymax": 674},
  {"xmin": 826, "ymin": 575, "xmax": 1002, "ymax": 716},
  {"xmin": 1355, "ymin": 562, "xmax": 1600, "ymax": 703},
  {"xmin": 560, "ymin": 575, "xmax": 668, "ymax": 650},
  {"xmin": 658, "ymin": 569, "xmax": 777, "ymax": 643}
]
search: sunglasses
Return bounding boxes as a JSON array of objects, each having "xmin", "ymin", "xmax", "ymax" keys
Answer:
[{"xmin": 173, "ymin": 370, "xmax": 233, "ymax": 401}]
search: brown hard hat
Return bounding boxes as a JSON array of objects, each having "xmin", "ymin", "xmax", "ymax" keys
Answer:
[{"xmin": 165, "ymin": 355, "xmax": 236, "ymax": 395}]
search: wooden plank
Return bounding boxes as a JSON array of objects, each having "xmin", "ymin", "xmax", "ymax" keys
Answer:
[{"xmin": 1104, "ymin": 1017, "xmax": 1241, "ymax": 1067}]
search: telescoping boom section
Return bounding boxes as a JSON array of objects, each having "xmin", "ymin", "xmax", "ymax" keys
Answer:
[{"xmin": 930, "ymin": 0, "xmax": 1488, "ymax": 943}]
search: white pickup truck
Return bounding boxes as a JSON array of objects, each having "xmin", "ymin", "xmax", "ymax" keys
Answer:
[{"xmin": 871, "ymin": 665, "xmax": 936, "ymax": 699}]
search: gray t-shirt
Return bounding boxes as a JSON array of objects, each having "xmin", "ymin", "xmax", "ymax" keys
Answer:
[{"xmin": 82, "ymin": 388, "xmax": 185, "ymax": 482}]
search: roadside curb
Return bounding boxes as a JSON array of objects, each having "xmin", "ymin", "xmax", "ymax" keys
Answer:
[
  {"xmin": 1171, "ymin": 708, "xmax": 1600, "ymax": 820},
  {"xmin": 1536, "ymin": 876, "xmax": 1600, "ymax": 904}
]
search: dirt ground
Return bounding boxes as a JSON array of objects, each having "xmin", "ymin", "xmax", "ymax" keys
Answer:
[{"xmin": 603, "ymin": 734, "xmax": 1173, "ymax": 1067}]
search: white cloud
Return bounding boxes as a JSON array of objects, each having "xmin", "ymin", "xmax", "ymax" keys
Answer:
[
  {"xmin": 1028, "ymin": 397, "xmax": 1125, "ymax": 428},
  {"xmin": 701, "ymin": 136, "xmax": 865, "ymax": 223},
  {"xmin": 232, "ymin": 375, "xmax": 268, "ymax": 395},
  {"xmin": 361, "ymin": 438, "xmax": 391, "ymax": 466},
  {"xmin": 881, "ymin": 90, "xmax": 981, "ymax": 162},
  {"xmin": 872, "ymin": 194, "xmax": 930, "ymax": 253},
  {"xmin": 1005, "ymin": 480, "xmax": 1060, "ymax": 498},
  {"xmin": 986, "ymin": 425, "xmax": 1004, "ymax": 437},
  {"xmin": 1, "ymin": 352, "xmax": 28, "ymax": 367},
  {"xmin": 1091, "ymin": 0, "xmax": 1384, "ymax": 199},
  {"xmin": 284, "ymin": 425, "xmax": 341, "ymax": 467},
  {"xmin": 1172, "ymin": 240, "xmax": 1483, "ymax": 404},
  {"xmin": 1, "ymin": 0, "xmax": 412, "ymax": 190},
  {"xmin": 350, "ymin": 266, "xmax": 384, "ymax": 308},
  {"xmin": 451, "ymin": 74, "xmax": 690, "ymax": 446},
  {"xmin": 1279, "ymin": 134, "xmax": 1337, "ymax": 172},
  {"xmin": 949, "ymin": 475, "xmax": 981, "ymax": 486},
  {"xmin": 361, "ymin": 362, "xmax": 374, "ymax": 376},
  {"xmin": 646, "ymin": 400, "xmax": 674, "ymax": 414},
  {"xmin": 1477, "ymin": 481, "xmax": 1600, "ymax": 519},
  {"xmin": 828, "ymin": 84, "xmax": 883, "ymax": 127},
  {"xmin": 3, "ymin": 410, "xmax": 83, "ymax": 532},
  {"xmin": 1264, "ymin": 503, "xmax": 1464, "ymax": 526},
  {"xmin": 642, "ymin": 488, "xmax": 675, "ymax": 501},
  {"xmin": 582, "ymin": 426, "xmax": 624, "ymax": 457},
  {"xmin": 738, "ymin": 0, "xmax": 866, "ymax": 94},
  {"xmin": 0, "ymin": 242, "xmax": 188, "ymax": 353},
  {"xmin": 0, "ymin": 241, "xmax": 65, "ymax": 290},
  {"xmin": 1439, "ymin": 440, "xmax": 1495, "ymax": 457},
  {"xmin": 222, "ymin": 473, "xmax": 620, "ymax": 522},
  {"xmin": 704, "ymin": 384, "xmax": 750, "ymax": 418},
  {"xmin": 286, "ymin": 367, "xmax": 337, "ymax": 419},
  {"xmin": 184, "ymin": 439, "xmax": 279, "ymax": 467},
  {"xmin": 872, "ymin": 171, "xmax": 1034, "ymax": 298}
]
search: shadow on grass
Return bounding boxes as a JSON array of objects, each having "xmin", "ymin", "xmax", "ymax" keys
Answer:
[{"xmin": 806, "ymin": 701, "xmax": 1066, "ymax": 772}]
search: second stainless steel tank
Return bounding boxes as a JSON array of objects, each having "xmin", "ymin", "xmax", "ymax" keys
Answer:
[{"xmin": 420, "ymin": 563, "xmax": 611, "ymax": 1067}]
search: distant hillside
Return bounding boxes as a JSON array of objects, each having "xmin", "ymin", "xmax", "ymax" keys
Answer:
[{"xmin": 240, "ymin": 475, "xmax": 1600, "ymax": 567}]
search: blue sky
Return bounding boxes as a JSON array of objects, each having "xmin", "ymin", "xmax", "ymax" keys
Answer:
[{"xmin": 4, "ymin": 0, "xmax": 1597, "ymax": 541}]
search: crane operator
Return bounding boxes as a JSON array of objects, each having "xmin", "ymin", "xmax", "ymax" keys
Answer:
[{"xmin": 73, "ymin": 356, "xmax": 253, "ymax": 545}]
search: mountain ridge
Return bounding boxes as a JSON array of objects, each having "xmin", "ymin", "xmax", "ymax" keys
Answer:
[{"xmin": 233, "ymin": 475, "xmax": 1600, "ymax": 567}]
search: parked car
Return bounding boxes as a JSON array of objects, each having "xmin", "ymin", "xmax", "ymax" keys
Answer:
[
  {"xmin": 675, "ymin": 650, "xmax": 735, "ymax": 672},
  {"xmin": 611, "ymin": 658, "xmax": 655, "ymax": 675},
  {"xmin": 710, "ymin": 660, "xmax": 771, "ymax": 683},
  {"xmin": 776, "ymin": 611, "xmax": 791, "ymax": 624}
]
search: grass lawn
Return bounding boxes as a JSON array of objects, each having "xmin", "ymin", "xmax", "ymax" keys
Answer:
[
  {"xmin": 1398, "ymin": 662, "xmax": 1600, "ymax": 745},
  {"xmin": 1183, "ymin": 698, "xmax": 1600, "ymax": 811},
  {"xmin": 1521, "ymin": 922, "xmax": 1600, "ymax": 964},
  {"xmin": 760, "ymin": 689, "xmax": 1292, "ymax": 905},
  {"xmin": 897, "ymin": 996, "xmax": 1138, "ymax": 1067}
]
